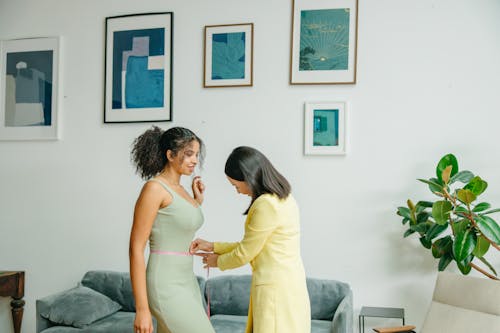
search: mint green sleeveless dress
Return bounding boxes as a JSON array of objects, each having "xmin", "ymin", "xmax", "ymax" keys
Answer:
[{"xmin": 146, "ymin": 179, "xmax": 215, "ymax": 333}]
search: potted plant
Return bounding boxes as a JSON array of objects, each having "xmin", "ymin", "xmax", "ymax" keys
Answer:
[{"xmin": 397, "ymin": 153, "xmax": 500, "ymax": 279}]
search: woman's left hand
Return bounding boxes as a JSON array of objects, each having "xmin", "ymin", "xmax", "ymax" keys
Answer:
[
  {"xmin": 202, "ymin": 253, "xmax": 219, "ymax": 268},
  {"xmin": 192, "ymin": 176, "xmax": 205, "ymax": 205}
]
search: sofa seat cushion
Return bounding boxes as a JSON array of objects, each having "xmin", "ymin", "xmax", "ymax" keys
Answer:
[
  {"xmin": 38, "ymin": 285, "xmax": 122, "ymax": 328},
  {"xmin": 421, "ymin": 301, "xmax": 500, "ymax": 333},
  {"xmin": 210, "ymin": 314, "xmax": 247, "ymax": 333},
  {"xmin": 311, "ymin": 319, "xmax": 332, "ymax": 333},
  {"xmin": 41, "ymin": 312, "xmax": 137, "ymax": 333}
]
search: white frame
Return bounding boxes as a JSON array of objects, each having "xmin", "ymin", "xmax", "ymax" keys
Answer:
[
  {"xmin": 304, "ymin": 101, "xmax": 347, "ymax": 155},
  {"xmin": 0, "ymin": 37, "xmax": 60, "ymax": 140},
  {"xmin": 290, "ymin": 0, "xmax": 358, "ymax": 84},
  {"xmin": 104, "ymin": 12, "xmax": 173, "ymax": 123},
  {"xmin": 204, "ymin": 23, "xmax": 253, "ymax": 88}
]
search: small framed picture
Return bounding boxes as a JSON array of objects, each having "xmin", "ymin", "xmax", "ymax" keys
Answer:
[
  {"xmin": 0, "ymin": 37, "xmax": 60, "ymax": 140},
  {"xmin": 290, "ymin": 0, "xmax": 358, "ymax": 84},
  {"xmin": 104, "ymin": 12, "xmax": 173, "ymax": 123},
  {"xmin": 304, "ymin": 101, "xmax": 347, "ymax": 155},
  {"xmin": 204, "ymin": 23, "xmax": 253, "ymax": 88}
]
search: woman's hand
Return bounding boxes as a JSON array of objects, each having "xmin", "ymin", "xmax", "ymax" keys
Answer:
[
  {"xmin": 134, "ymin": 309, "xmax": 154, "ymax": 333},
  {"xmin": 192, "ymin": 176, "xmax": 205, "ymax": 205},
  {"xmin": 203, "ymin": 253, "xmax": 219, "ymax": 268},
  {"xmin": 190, "ymin": 238, "xmax": 214, "ymax": 254}
]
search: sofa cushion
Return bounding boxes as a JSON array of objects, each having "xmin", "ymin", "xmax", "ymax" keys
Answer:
[
  {"xmin": 210, "ymin": 314, "xmax": 247, "ymax": 333},
  {"xmin": 81, "ymin": 270, "xmax": 135, "ymax": 312},
  {"xmin": 311, "ymin": 319, "xmax": 332, "ymax": 333},
  {"xmin": 421, "ymin": 301, "xmax": 500, "ymax": 333},
  {"xmin": 307, "ymin": 277, "xmax": 350, "ymax": 320},
  {"xmin": 38, "ymin": 285, "xmax": 122, "ymax": 328},
  {"xmin": 207, "ymin": 275, "xmax": 251, "ymax": 316},
  {"xmin": 41, "ymin": 312, "xmax": 139, "ymax": 333}
]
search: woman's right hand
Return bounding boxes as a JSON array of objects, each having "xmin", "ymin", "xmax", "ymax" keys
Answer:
[
  {"xmin": 190, "ymin": 238, "xmax": 214, "ymax": 253},
  {"xmin": 134, "ymin": 309, "xmax": 154, "ymax": 333}
]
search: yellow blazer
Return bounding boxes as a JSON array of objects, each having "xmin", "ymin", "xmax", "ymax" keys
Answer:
[{"xmin": 214, "ymin": 194, "xmax": 311, "ymax": 333}]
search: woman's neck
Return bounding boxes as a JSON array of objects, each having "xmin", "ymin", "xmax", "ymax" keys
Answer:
[{"xmin": 158, "ymin": 169, "xmax": 181, "ymax": 186}]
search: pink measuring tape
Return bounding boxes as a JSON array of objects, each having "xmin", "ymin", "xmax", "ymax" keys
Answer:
[{"xmin": 150, "ymin": 250, "xmax": 211, "ymax": 317}]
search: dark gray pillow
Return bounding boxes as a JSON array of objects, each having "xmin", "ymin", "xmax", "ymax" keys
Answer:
[{"xmin": 39, "ymin": 285, "xmax": 122, "ymax": 328}]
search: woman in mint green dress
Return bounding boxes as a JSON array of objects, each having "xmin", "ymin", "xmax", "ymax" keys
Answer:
[{"xmin": 129, "ymin": 126, "xmax": 215, "ymax": 333}]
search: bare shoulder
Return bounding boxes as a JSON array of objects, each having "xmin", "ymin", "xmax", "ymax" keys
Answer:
[{"xmin": 138, "ymin": 180, "xmax": 172, "ymax": 207}]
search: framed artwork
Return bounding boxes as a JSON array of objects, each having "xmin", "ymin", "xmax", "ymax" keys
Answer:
[
  {"xmin": 290, "ymin": 0, "xmax": 358, "ymax": 84},
  {"xmin": 104, "ymin": 12, "xmax": 173, "ymax": 123},
  {"xmin": 304, "ymin": 101, "xmax": 347, "ymax": 155},
  {"xmin": 0, "ymin": 37, "xmax": 60, "ymax": 140},
  {"xmin": 204, "ymin": 23, "xmax": 253, "ymax": 87}
]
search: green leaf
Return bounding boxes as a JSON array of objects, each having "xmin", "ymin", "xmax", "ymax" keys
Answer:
[
  {"xmin": 403, "ymin": 229, "xmax": 415, "ymax": 238},
  {"xmin": 418, "ymin": 178, "xmax": 443, "ymax": 193},
  {"xmin": 453, "ymin": 229, "xmax": 476, "ymax": 262},
  {"xmin": 452, "ymin": 219, "xmax": 469, "ymax": 235},
  {"xmin": 464, "ymin": 176, "xmax": 488, "ymax": 196},
  {"xmin": 420, "ymin": 236, "xmax": 432, "ymax": 249},
  {"xmin": 432, "ymin": 236, "xmax": 453, "ymax": 258},
  {"xmin": 402, "ymin": 217, "xmax": 410, "ymax": 225},
  {"xmin": 411, "ymin": 223, "xmax": 430, "ymax": 233},
  {"xmin": 416, "ymin": 211, "xmax": 431, "ymax": 224},
  {"xmin": 438, "ymin": 254, "xmax": 453, "ymax": 271},
  {"xmin": 475, "ymin": 215, "xmax": 500, "ymax": 244},
  {"xmin": 416, "ymin": 201, "xmax": 434, "ymax": 208},
  {"xmin": 472, "ymin": 202, "xmax": 491, "ymax": 212},
  {"xmin": 472, "ymin": 236, "xmax": 490, "ymax": 258},
  {"xmin": 397, "ymin": 207, "xmax": 412, "ymax": 220},
  {"xmin": 477, "ymin": 257, "xmax": 497, "ymax": 276},
  {"xmin": 436, "ymin": 154, "xmax": 459, "ymax": 182},
  {"xmin": 454, "ymin": 205, "xmax": 469, "ymax": 214},
  {"xmin": 483, "ymin": 208, "xmax": 500, "ymax": 215},
  {"xmin": 432, "ymin": 201, "xmax": 452, "ymax": 225},
  {"xmin": 450, "ymin": 170, "xmax": 474, "ymax": 184},
  {"xmin": 426, "ymin": 223, "xmax": 448, "ymax": 242},
  {"xmin": 457, "ymin": 189, "xmax": 477, "ymax": 205},
  {"xmin": 456, "ymin": 255, "xmax": 473, "ymax": 275}
]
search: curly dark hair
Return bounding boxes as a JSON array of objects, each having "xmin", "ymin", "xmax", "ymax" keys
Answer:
[{"xmin": 131, "ymin": 126, "xmax": 205, "ymax": 180}]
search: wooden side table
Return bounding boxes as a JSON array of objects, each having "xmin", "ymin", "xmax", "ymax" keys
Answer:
[
  {"xmin": 0, "ymin": 271, "xmax": 25, "ymax": 333},
  {"xmin": 359, "ymin": 306, "xmax": 405, "ymax": 333}
]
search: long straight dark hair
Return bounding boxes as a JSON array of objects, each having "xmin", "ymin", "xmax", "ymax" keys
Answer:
[{"xmin": 225, "ymin": 146, "xmax": 291, "ymax": 214}]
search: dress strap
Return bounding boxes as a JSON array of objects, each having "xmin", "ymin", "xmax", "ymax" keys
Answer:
[{"xmin": 149, "ymin": 178, "xmax": 176, "ymax": 197}]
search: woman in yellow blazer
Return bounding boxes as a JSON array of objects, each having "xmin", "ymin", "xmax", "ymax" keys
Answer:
[{"xmin": 190, "ymin": 146, "xmax": 311, "ymax": 333}]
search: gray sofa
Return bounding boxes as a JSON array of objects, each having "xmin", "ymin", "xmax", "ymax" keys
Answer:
[{"xmin": 36, "ymin": 270, "xmax": 353, "ymax": 333}]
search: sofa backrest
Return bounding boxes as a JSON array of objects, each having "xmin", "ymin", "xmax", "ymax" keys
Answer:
[
  {"xmin": 421, "ymin": 271, "xmax": 500, "ymax": 333},
  {"xmin": 206, "ymin": 275, "xmax": 252, "ymax": 316},
  {"xmin": 205, "ymin": 274, "xmax": 351, "ymax": 320},
  {"xmin": 81, "ymin": 270, "xmax": 136, "ymax": 312},
  {"xmin": 307, "ymin": 277, "xmax": 351, "ymax": 320}
]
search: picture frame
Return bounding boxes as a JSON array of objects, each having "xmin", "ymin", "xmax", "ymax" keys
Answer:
[
  {"xmin": 204, "ymin": 23, "xmax": 253, "ymax": 88},
  {"xmin": 0, "ymin": 37, "xmax": 60, "ymax": 140},
  {"xmin": 290, "ymin": 0, "xmax": 358, "ymax": 84},
  {"xmin": 104, "ymin": 12, "xmax": 173, "ymax": 123},
  {"xmin": 304, "ymin": 101, "xmax": 347, "ymax": 155}
]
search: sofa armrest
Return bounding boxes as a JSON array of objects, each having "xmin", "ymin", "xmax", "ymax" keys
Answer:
[
  {"xmin": 330, "ymin": 289, "xmax": 353, "ymax": 333},
  {"xmin": 36, "ymin": 298, "xmax": 54, "ymax": 332}
]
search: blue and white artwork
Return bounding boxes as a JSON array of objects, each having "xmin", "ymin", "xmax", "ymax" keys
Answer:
[
  {"xmin": 4, "ymin": 50, "xmax": 53, "ymax": 127},
  {"xmin": 299, "ymin": 8, "xmax": 350, "ymax": 71},
  {"xmin": 313, "ymin": 109, "xmax": 339, "ymax": 146},
  {"xmin": 112, "ymin": 28, "xmax": 165, "ymax": 110},
  {"xmin": 211, "ymin": 32, "xmax": 245, "ymax": 80}
]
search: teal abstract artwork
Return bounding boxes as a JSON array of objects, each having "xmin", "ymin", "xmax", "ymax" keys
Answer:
[
  {"xmin": 300, "ymin": 9, "xmax": 350, "ymax": 71},
  {"xmin": 313, "ymin": 109, "xmax": 339, "ymax": 146},
  {"xmin": 211, "ymin": 32, "xmax": 245, "ymax": 80}
]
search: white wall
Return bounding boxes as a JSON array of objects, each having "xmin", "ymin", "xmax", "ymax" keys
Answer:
[{"xmin": 1, "ymin": 0, "xmax": 500, "ymax": 332}]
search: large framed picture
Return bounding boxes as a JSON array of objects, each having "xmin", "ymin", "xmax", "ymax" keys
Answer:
[
  {"xmin": 0, "ymin": 37, "xmax": 60, "ymax": 140},
  {"xmin": 204, "ymin": 23, "xmax": 253, "ymax": 88},
  {"xmin": 304, "ymin": 101, "xmax": 347, "ymax": 155},
  {"xmin": 105, "ymin": 12, "xmax": 173, "ymax": 123},
  {"xmin": 290, "ymin": 0, "xmax": 358, "ymax": 84}
]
